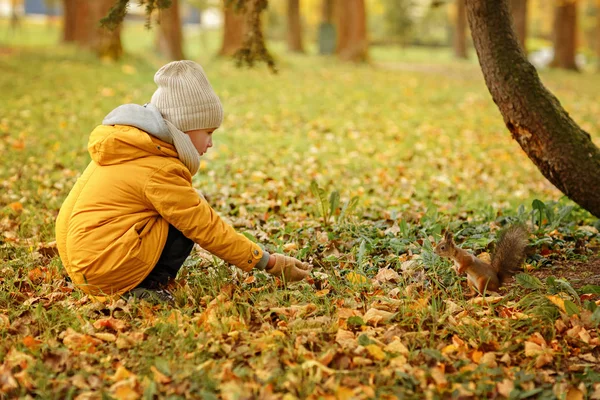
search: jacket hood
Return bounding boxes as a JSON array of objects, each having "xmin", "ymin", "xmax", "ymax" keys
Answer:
[
  {"xmin": 88, "ymin": 124, "xmax": 178, "ymax": 167},
  {"xmin": 99, "ymin": 103, "xmax": 200, "ymax": 174}
]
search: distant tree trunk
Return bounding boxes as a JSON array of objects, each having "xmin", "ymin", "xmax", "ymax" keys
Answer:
[
  {"xmin": 551, "ymin": 0, "xmax": 578, "ymax": 70},
  {"xmin": 62, "ymin": 0, "xmax": 77, "ymax": 42},
  {"xmin": 90, "ymin": 0, "xmax": 123, "ymax": 60},
  {"xmin": 287, "ymin": 0, "xmax": 304, "ymax": 53},
  {"xmin": 62, "ymin": 0, "xmax": 122, "ymax": 60},
  {"xmin": 156, "ymin": 0, "xmax": 184, "ymax": 60},
  {"xmin": 322, "ymin": 0, "xmax": 334, "ymax": 23},
  {"xmin": 220, "ymin": 4, "xmax": 245, "ymax": 56},
  {"xmin": 454, "ymin": 0, "xmax": 468, "ymax": 58},
  {"xmin": 466, "ymin": 0, "xmax": 600, "ymax": 218},
  {"xmin": 509, "ymin": 0, "xmax": 527, "ymax": 52},
  {"xmin": 335, "ymin": 0, "xmax": 368, "ymax": 62},
  {"xmin": 597, "ymin": 0, "xmax": 600, "ymax": 71}
]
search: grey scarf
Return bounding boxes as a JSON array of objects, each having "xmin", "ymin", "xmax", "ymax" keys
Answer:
[{"xmin": 103, "ymin": 103, "xmax": 200, "ymax": 175}]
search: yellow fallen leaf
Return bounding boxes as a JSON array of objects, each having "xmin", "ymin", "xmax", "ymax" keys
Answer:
[
  {"xmin": 365, "ymin": 344, "xmax": 386, "ymax": 361},
  {"xmin": 441, "ymin": 344, "xmax": 457, "ymax": 355},
  {"xmin": 111, "ymin": 382, "xmax": 139, "ymax": 400},
  {"xmin": 347, "ymin": 271, "xmax": 369, "ymax": 285},
  {"xmin": 112, "ymin": 366, "xmax": 133, "ymax": 381},
  {"xmin": 566, "ymin": 387, "xmax": 584, "ymax": 400},
  {"xmin": 283, "ymin": 242, "xmax": 298, "ymax": 252},
  {"xmin": 547, "ymin": 295, "xmax": 567, "ymax": 313},
  {"xmin": 430, "ymin": 366, "xmax": 447, "ymax": 386},
  {"xmin": 384, "ymin": 339, "xmax": 409, "ymax": 355},
  {"xmin": 150, "ymin": 366, "xmax": 171, "ymax": 384}
]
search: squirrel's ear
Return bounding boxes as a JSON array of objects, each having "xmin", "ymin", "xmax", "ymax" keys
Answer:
[{"xmin": 444, "ymin": 231, "xmax": 453, "ymax": 241}]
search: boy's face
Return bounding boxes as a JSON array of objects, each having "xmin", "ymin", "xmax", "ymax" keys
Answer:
[{"xmin": 186, "ymin": 128, "xmax": 216, "ymax": 156}]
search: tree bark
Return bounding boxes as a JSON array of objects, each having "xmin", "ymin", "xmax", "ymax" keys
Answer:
[
  {"xmin": 335, "ymin": 0, "xmax": 368, "ymax": 62},
  {"xmin": 90, "ymin": 0, "xmax": 123, "ymax": 60},
  {"xmin": 597, "ymin": 0, "xmax": 600, "ymax": 71},
  {"xmin": 62, "ymin": 0, "xmax": 122, "ymax": 60},
  {"xmin": 454, "ymin": 0, "xmax": 468, "ymax": 59},
  {"xmin": 287, "ymin": 0, "xmax": 304, "ymax": 53},
  {"xmin": 156, "ymin": 0, "xmax": 184, "ymax": 60},
  {"xmin": 509, "ymin": 0, "xmax": 527, "ymax": 52},
  {"xmin": 62, "ymin": 0, "xmax": 77, "ymax": 42},
  {"xmin": 219, "ymin": 4, "xmax": 246, "ymax": 56},
  {"xmin": 465, "ymin": 0, "xmax": 600, "ymax": 218},
  {"xmin": 551, "ymin": 0, "xmax": 578, "ymax": 70},
  {"xmin": 322, "ymin": 0, "xmax": 334, "ymax": 23}
]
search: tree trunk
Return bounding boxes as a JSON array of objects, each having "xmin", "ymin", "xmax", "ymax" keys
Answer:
[
  {"xmin": 454, "ymin": 0, "xmax": 468, "ymax": 59},
  {"xmin": 597, "ymin": 0, "xmax": 600, "ymax": 71},
  {"xmin": 465, "ymin": 0, "xmax": 600, "ymax": 218},
  {"xmin": 551, "ymin": 0, "xmax": 578, "ymax": 70},
  {"xmin": 62, "ymin": 0, "xmax": 77, "ymax": 42},
  {"xmin": 219, "ymin": 4, "xmax": 245, "ymax": 56},
  {"xmin": 287, "ymin": 0, "xmax": 304, "ymax": 53},
  {"xmin": 322, "ymin": 0, "xmax": 334, "ymax": 23},
  {"xmin": 509, "ymin": 0, "xmax": 527, "ymax": 52},
  {"xmin": 62, "ymin": 0, "xmax": 122, "ymax": 60},
  {"xmin": 156, "ymin": 0, "xmax": 184, "ymax": 60},
  {"xmin": 89, "ymin": 0, "xmax": 123, "ymax": 60},
  {"xmin": 335, "ymin": 0, "xmax": 368, "ymax": 62},
  {"xmin": 72, "ymin": 0, "xmax": 91, "ymax": 46}
]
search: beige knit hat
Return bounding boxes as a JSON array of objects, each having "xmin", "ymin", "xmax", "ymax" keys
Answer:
[{"xmin": 150, "ymin": 60, "xmax": 224, "ymax": 131}]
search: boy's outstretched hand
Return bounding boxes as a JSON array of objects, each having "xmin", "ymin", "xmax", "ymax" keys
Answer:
[{"xmin": 265, "ymin": 254, "xmax": 312, "ymax": 282}]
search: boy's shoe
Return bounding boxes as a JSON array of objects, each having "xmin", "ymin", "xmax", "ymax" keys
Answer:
[{"xmin": 126, "ymin": 287, "xmax": 175, "ymax": 304}]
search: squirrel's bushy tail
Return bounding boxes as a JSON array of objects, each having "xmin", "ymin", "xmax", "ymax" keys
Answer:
[{"xmin": 492, "ymin": 224, "xmax": 529, "ymax": 284}]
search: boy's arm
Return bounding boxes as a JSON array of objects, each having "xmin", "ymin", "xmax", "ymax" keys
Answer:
[{"xmin": 144, "ymin": 163, "xmax": 267, "ymax": 272}]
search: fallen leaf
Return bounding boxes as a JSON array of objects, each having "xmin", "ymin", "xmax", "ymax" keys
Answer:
[
  {"xmin": 347, "ymin": 272, "xmax": 369, "ymax": 285},
  {"xmin": 497, "ymin": 379, "xmax": 514, "ymax": 398},
  {"xmin": 150, "ymin": 366, "xmax": 171, "ymax": 384},
  {"xmin": 363, "ymin": 308, "xmax": 394, "ymax": 326},
  {"xmin": 365, "ymin": 344, "xmax": 386, "ymax": 361},
  {"xmin": 374, "ymin": 268, "xmax": 401, "ymax": 284}
]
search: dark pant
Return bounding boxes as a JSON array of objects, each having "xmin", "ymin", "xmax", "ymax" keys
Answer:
[{"xmin": 136, "ymin": 224, "xmax": 194, "ymax": 290}]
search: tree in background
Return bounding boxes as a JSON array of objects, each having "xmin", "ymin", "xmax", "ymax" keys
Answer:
[
  {"xmin": 287, "ymin": 0, "xmax": 304, "ymax": 52},
  {"xmin": 596, "ymin": 0, "xmax": 600, "ymax": 70},
  {"xmin": 509, "ymin": 0, "xmax": 527, "ymax": 52},
  {"xmin": 382, "ymin": 0, "xmax": 414, "ymax": 46},
  {"xmin": 453, "ymin": 0, "xmax": 468, "ymax": 58},
  {"xmin": 335, "ymin": 0, "xmax": 368, "ymax": 62},
  {"xmin": 467, "ymin": 0, "xmax": 600, "ymax": 217},
  {"xmin": 551, "ymin": 0, "xmax": 578, "ymax": 70},
  {"xmin": 219, "ymin": 2, "xmax": 246, "ymax": 56},
  {"xmin": 62, "ymin": 0, "xmax": 123, "ymax": 60},
  {"xmin": 156, "ymin": 0, "xmax": 184, "ymax": 60}
]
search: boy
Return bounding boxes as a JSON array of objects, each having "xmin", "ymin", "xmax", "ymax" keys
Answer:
[{"xmin": 55, "ymin": 60, "xmax": 311, "ymax": 302}]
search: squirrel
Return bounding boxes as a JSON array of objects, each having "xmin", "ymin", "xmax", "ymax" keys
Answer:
[{"xmin": 434, "ymin": 224, "xmax": 529, "ymax": 294}]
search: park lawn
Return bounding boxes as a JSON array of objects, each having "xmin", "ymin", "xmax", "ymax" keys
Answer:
[{"xmin": 1, "ymin": 25, "xmax": 600, "ymax": 399}]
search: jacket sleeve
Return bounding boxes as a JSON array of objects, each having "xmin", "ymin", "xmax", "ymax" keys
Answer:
[{"xmin": 144, "ymin": 162, "xmax": 263, "ymax": 272}]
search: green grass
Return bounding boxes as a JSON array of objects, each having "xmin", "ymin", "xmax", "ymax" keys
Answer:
[{"xmin": 1, "ymin": 17, "xmax": 600, "ymax": 399}]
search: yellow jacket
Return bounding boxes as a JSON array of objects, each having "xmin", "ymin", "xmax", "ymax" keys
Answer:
[{"xmin": 55, "ymin": 124, "xmax": 264, "ymax": 297}]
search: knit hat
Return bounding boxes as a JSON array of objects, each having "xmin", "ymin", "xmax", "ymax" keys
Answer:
[
  {"xmin": 151, "ymin": 60, "xmax": 223, "ymax": 131},
  {"xmin": 147, "ymin": 61, "xmax": 224, "ymax": 175}
]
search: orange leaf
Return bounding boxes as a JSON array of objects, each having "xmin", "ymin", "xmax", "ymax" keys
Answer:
[
  {"xmin": 7, "ymin": 202, "xmax": 23, "ymax": 212},
  {"xmin": 22, "ymin": 336, "xmax": 42, "ymax": 350}
]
